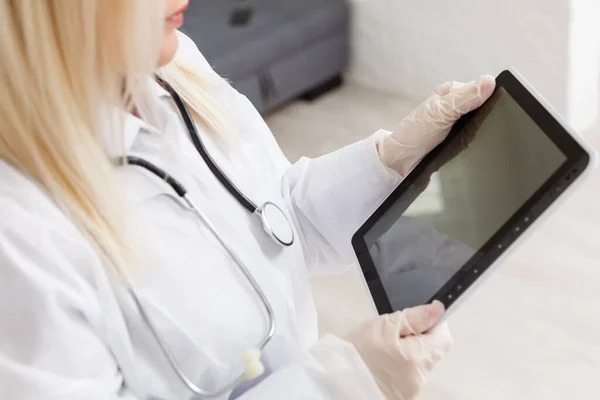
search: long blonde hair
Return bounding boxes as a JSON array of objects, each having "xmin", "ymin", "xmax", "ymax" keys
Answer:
[{"xmin": 0, "ymin": 1, "xmax": 227, "ymax": 275}]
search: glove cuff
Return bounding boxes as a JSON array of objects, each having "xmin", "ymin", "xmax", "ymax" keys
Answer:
[{"xmin": 376, "ymin": 129, "xmax": 424, "ymax": 177}]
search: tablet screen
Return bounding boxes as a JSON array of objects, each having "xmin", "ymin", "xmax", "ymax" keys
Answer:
[{"xmin": 362, "ymin": 87, "xmax": 568, "ymax": 311}]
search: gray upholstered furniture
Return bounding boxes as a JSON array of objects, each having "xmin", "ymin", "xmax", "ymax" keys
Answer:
[{"xmin": 181, "ymin": 0, "xmax": 350, "ymax": 113}]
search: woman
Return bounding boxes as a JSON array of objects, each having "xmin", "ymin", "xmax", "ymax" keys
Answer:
[{"xmin": 0, "ymin": 1, "xmax": 494, "ymax": 399}]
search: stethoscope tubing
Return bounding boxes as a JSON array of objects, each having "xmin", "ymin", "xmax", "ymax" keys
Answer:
[
  {"xmin": 155, "ymin": 76, "xmax": 257, "ymax": 213},
  {"xmin": 113, "ymin": 78, "xmax": 284, "ymax": 396}
]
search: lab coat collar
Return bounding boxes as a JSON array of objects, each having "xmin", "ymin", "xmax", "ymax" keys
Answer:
[
  {"xmin": 103, "ymin": 76, "xmax": 172, "ymax": 159},
  {"xmin": 148, "ymin": 75, "xmax": 171, "ymax": 99}
]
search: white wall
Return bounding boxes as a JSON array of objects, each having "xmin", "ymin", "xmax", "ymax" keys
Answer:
[
  {"xmin": 567, "ymin": 0, "xmax": 600, "ymax": 131},
  {"xmin": 347, "ymin": 0, "xmax": 572, "ymax": 115}
]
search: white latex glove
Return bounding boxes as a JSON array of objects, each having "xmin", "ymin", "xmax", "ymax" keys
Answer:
[
  {"xmin": 344, "ymin": 301, "xmax": 451, "ymax": 400},
  {"xmin": 379, "ymin": 75, "xmax": 496, "ymax": 176}
]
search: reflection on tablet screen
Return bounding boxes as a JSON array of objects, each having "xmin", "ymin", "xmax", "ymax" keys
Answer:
[{"xmin": 363, "ymin": 88, "xmax": 567, "ymax": 311}]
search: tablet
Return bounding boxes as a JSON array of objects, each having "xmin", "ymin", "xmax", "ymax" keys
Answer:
[{"xmin": 352, "ymin": 69, "xmax": 596, "ymax": 315}]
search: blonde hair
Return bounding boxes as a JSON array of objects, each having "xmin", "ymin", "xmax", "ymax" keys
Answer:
[
  {"xmin": 0, "ymin": 1, "xmax": 228, "ymax": 275},
  {"xmin": 159, "ymin": 59, "xmax": 236, "ymax": 146}
]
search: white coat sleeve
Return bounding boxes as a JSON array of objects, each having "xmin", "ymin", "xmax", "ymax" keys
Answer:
[
  {"xmin": 280, "ymin": 132, "xmax": 402, "ymax": 275},
  {"xmin": 0, "ymin": 198, "xmax": 138, "ymax": 399}
]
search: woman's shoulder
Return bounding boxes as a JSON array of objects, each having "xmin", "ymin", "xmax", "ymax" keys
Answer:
[
  {"xmin": 171, "ymin": 31, "xmax": 290, "ymax": 166},
  {"xmin": 174, "ymin": 30, "xmax": 213, "ymax": 71}
]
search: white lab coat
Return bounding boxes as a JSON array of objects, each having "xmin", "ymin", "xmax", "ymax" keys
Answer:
[{"xmin": 0, "ymin": 32, "xmax": 402, "ymax": 399}]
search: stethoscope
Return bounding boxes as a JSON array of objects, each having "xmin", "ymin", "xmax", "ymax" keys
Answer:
[
  {"xmin": 120, "ymin": 77, "xmax": 294, "ymax": 397},
  {"xmin": 157, "ymin": 76, "xmax": 295, "ymax": 247}
]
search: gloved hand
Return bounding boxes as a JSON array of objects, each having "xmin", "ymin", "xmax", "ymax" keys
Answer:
[
  {"xmin": 344, "ymin": 301, "xmax": 451, "ymax": 400},
  {"xmin": 378, "ymin": 75, "xmax": 496, "ymax": 176}
]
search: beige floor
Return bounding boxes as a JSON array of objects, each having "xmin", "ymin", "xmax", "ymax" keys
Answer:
[{"xmin": 266, "ymin": 84, "xmax": 600, "ymax": 400}]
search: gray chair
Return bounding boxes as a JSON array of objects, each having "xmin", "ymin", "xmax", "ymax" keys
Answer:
[{"xmin": 181, "ymin": 0, "xmax": 350, "ymax": 114}]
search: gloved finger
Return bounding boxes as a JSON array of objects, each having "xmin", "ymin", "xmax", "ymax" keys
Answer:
[
  {"xmin": 425, "ymin": 321, "xmax": 453, "ymax": 351},
  {"xmin": 396, "ymin": 300, "xmax": 445, "ymax": 337},
  {"xmin": 447, "ymin": 81, "xmax": 469, "ymax": 93},
  {"xmin": 415, "ymin": 322, "xmax": 453, "ymax": 370},
  {"xmin": 453, "ymin": 77, "xmax": 501, "ymax": 148},
  {"xmin": 440, "ymin": 74, "xmax": 496, "ymax": 119},
  {"xmin": 434, "ymin": 80, "xmax": 468, "ymax": 97}
]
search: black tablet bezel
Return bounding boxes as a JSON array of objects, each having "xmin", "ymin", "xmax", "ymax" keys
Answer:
[{"xmin": 352, "ymin": 70, "xmax": 591, "ymax": 315}]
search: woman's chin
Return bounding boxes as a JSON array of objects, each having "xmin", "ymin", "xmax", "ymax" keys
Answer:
[{"xmin": 157, "ymin": 30, "xmax": 179, "ymax": 67}]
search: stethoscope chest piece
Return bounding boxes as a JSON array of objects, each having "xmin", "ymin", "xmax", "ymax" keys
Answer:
[{"xmin": 257, "ymin": 202, "xmax": 294, "ymax": 246}]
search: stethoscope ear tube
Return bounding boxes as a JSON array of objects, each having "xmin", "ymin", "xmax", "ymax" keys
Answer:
[
  {"xmin": 126, "ymin": 156, "xmax": 187, "ymax": 197},
  {"xmin": 155, "ymin": 76, "xmax": 257, "ymax": 213}
]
